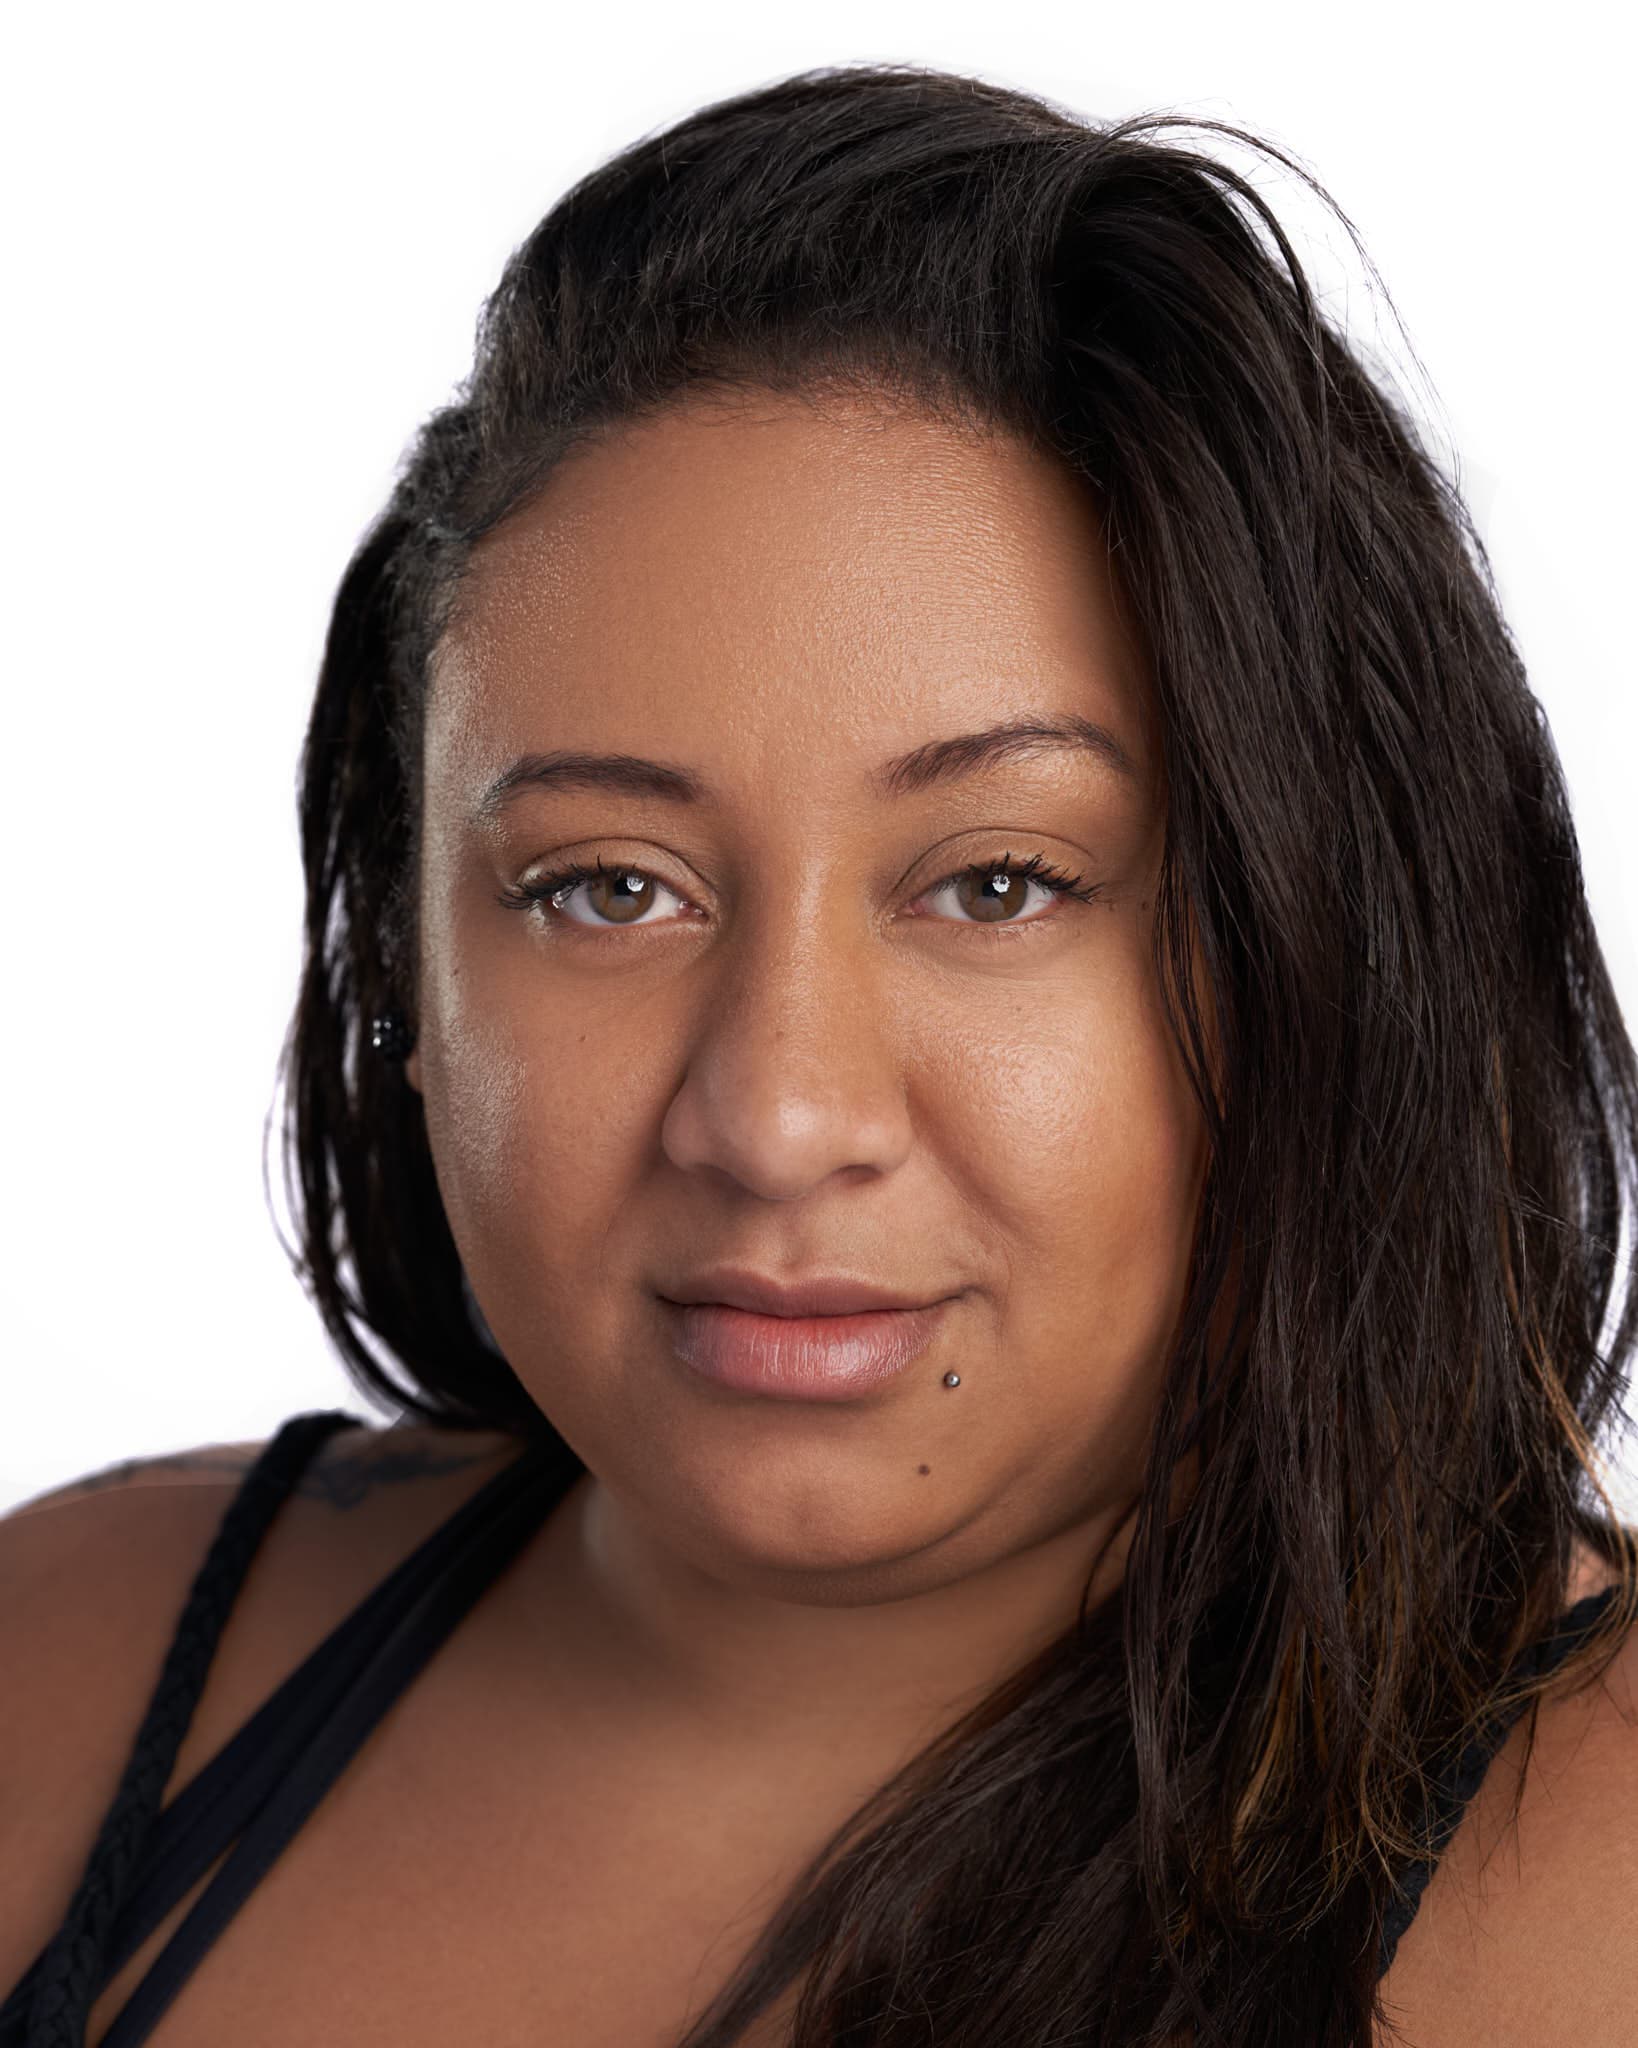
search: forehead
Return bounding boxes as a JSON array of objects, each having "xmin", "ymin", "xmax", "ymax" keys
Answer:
[{"xmin": 426, "ymin": 387, "xmax": 1157, "ymax": 803}]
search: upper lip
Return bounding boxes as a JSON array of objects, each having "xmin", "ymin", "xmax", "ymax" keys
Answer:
[{"xmin": 661, "ymin": 1268, "xmax": 947, "ymax": 1317}]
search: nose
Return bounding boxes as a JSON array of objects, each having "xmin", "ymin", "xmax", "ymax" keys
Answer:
[{"xmin": 658, "ymin": 905, "xmax": 914, "ymax": 1201}]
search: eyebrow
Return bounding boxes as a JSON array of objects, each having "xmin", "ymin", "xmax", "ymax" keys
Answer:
[{"xmin": 474, "ymin": 713, "xmax": 1139, "ymax": 821}]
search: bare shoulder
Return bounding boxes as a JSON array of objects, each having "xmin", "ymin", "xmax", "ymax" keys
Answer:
[
  {"xmin": 0, "ymin": 1417, "xmax": 522, "ymax": 1999},
  {"xmin": 6, "ymin": 1441, "xmax": 266, "ymax": 1517},
  {"xmin": 5, "ymin": 1416, "xmax": 519, "ymax": 1521},
  {"xmin": 1377, "ymin": 1550, "xmax": 1638, "ymax": 2048}
]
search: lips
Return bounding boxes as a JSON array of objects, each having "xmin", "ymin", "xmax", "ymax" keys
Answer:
[
  {"xmin": 660, "ymin": 1267, "xmax": 944, "ymax": 1319},
  {"xmin": 663, "ymin": 1297, "xmax": 951, "ymax": 1402}
]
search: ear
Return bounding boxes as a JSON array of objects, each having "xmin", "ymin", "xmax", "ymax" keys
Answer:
[{"xmin": 405, "ymin": 1044, "xmax": 423, "ymax": 1094}]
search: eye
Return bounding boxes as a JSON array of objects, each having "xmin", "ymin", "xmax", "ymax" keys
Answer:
[
  {"xmin": 499, "ymin": 857, "xmax": 689, "ymax": 928},
  {"xmin": 496, "ymin": 849, "xmax": 1103, "ymax": 934},
  {"xmin": 915, "ymin": 851, "xmax": 1104, "ymax": 930}
]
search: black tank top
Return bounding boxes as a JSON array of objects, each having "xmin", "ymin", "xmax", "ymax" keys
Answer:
[{"xmin": 0, "ymin": 1409, "xmax": 1622, "ymax": 2045}]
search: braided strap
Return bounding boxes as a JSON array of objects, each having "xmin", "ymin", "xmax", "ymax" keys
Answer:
[{"xmin": 21, "ymin": 1410, "xmax": 362, "ymax": 2047}]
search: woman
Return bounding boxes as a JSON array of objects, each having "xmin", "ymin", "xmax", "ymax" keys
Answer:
[{"xmin": 2, "ymin": 59, "xmax": 1635, "ymax": 2048}]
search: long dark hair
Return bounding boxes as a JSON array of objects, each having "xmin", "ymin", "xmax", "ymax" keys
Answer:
[{"xmin": 273, "ymin": 62, "xmax": 1638, "ymax": 2046}]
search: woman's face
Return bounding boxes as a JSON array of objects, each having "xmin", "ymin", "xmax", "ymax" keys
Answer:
[{"xmin": 408, "ymin": 384, "xmax": 1209, "ymax": 1598}]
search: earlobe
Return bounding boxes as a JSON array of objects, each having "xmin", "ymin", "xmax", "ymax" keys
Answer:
[{"xmin": 405, "ymin": 1047, "xmax": 423, "ymax": 1094}]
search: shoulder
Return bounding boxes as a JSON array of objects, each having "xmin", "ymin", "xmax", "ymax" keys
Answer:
[
  {"xmin": 0, "ymin": 1419, "xmax": 521, "ymax": 1702},
  {"xmin": 4, "ymin": 1415, "xmax": 520, "ymax": 1521},
  {"xmin": 0, "ymin": 1417, "xmax": 521, "ymax": 1997},
  {"xmin": 1377, "ymin": 1548, "xmax": 1638, "ymax": 2047},
  {"xmin": 5, "ymin": 1437, "xmax": 276, "ymax": 1519}
]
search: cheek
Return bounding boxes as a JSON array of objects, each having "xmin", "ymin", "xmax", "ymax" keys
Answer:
[
  {"xmin": 414, "ymin": 903, "xmax": 674, "ymax": 1316},
  {"xmin": 415, "ymin": 980, "xmax": 530, "ymax": 1261},
  {"xmin": 415, "ymin": 904, "xmax": 569, "ymax": 1272},
  {"xmin": 930, "ymin": 948, "xmax": 1204, "ymax": 1339}
]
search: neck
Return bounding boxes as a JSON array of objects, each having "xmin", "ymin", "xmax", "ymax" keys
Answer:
[{"xmin": 544, "ymin": 1470, "xmax": 1141, "ymax": 1761}]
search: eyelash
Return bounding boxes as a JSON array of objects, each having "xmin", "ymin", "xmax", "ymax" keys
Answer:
[{"xmin": 495, "ymin": 849, "xmax": 1103, "ymax": 936}]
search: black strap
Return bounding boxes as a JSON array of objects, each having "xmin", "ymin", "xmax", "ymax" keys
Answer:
[
  {"xmin": 2, "ymin": 1409, "xmax": 364, "ymax": 2048},
  {"xmin": 1376, "ymin": 1584, "xmax": 1623, "ymax": 1979},
  {"xmin": 3, "ymin": 1424, "xmax": 1612, "ymax": 2035},
  {"xmin": 93, "ymin": 1435, "xmax": 559, "ymax": 1985},
  {"xmin": 94, "ymin": 1435, "xmax": 566, "ymax": 2047}
]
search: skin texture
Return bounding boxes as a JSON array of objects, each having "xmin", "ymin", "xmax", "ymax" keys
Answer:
[
  {"xmin": 406, "ymin": 383, "xmax": 1211, "ymax": 1755},
  {"xmin": 6, "ymin": 367, "xmax": 1638, "ymax": 2048},
  {"xmin": 2, "ymin": 390, "xmax": 1633, "ymax": 2043}
]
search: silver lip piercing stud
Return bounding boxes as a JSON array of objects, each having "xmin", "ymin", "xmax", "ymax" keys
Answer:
[{"xmin": 942, "ymin": 1372, "xmax": 961, "ymax": 1388}]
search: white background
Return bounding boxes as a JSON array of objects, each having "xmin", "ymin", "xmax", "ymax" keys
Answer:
[{"xmin": 3, "ymin": 3, "xmax": 1633, "ymax": 1514}]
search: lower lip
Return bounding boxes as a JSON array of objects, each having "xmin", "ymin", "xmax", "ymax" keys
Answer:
[{"xmin": 663, "ymin": 1299, "xmax": 950, "ymax": 1401}]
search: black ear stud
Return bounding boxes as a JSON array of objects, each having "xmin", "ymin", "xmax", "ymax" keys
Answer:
[{"xmin": 369, "ymin": 1009, "xmax": 416, "ymax": 1061}]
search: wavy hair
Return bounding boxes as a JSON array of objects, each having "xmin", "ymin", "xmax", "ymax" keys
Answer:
[{"xmin": 273, "ymin": 61, "xmax": 1638, "ymax": 2046}]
